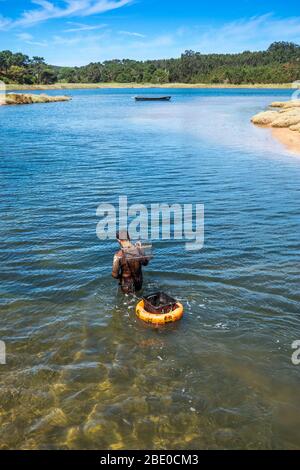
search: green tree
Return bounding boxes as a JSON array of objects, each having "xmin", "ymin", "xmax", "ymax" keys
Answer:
[
  {"xmin": 0, "ymin": 42, "xmax": 300, "ymax": 86},
  {"xmin": 151, "ymin": 68, "xmax": 169, "ymax": 83},
  {"xmin": 39, "ymin": 69, "xmax": 57, "ymax": 84},
  {"xmin": 0, "ymin": 50, "xmax": 13, "ymax": 73}
]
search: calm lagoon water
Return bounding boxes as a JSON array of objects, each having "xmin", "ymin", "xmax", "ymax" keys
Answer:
[{"xmin": 0, "ymin": 88, "xmax": 300, "ymax": 449}]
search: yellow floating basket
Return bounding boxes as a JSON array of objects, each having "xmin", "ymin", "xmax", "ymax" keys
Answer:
[{"xmin": 136, "ymin": 299, "xmax": 184, "ymax": 325}]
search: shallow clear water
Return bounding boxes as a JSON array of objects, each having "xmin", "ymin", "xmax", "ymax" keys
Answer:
[{"xmin": 0, "ymin": 88, "xmax": 300, "ymax": 450}]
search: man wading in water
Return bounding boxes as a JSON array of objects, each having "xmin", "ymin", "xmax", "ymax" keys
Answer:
[{"xmin": 112, "ymin": 231, "xmax": 150, "ymax": 294}]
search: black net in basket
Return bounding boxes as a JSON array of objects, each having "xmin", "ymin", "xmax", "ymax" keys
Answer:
[{"xmin": 143, "ymin": 292, "xmax": 178, "ymax": 314}]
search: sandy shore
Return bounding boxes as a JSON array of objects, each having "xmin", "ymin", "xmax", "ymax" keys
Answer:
[
  {"xmin": 272, "ymin": 128, "xmax": 300, "ymax": 155},
  {"xmin": 251, "ymin": 100, "xmax": 300, "ymax": 156},
  {"xmin": 6, "ymin": 82, "xmax": 297, "ymax": 91}
]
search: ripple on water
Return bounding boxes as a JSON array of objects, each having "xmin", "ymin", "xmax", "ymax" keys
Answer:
[{"xmin": 0, "ymin": 89, "xmax": 300, "ymax": 449}]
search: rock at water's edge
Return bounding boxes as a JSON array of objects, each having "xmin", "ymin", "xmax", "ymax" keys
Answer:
[
  {"xmin": 251, "ymin": 111, "xmax": 278, "ymax": 125},
  {"xmin": 1, "ymin": 93, "xmax": 71, "ymax": 105},
  {"xmin": 251, "ymin": 101, "xmax": 300, "ymax": 133}
]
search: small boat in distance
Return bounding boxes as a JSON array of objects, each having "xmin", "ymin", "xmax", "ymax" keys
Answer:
[{"xmin": 134, "ymin": 96, "xmax": 171, "ymax": 102}]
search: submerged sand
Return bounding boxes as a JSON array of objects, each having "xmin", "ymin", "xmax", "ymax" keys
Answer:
[{"xmin": 251, "ymin": 100, "xmax": 300, "ymax": 155}]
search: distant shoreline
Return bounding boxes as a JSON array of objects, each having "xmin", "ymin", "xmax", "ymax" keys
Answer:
[{"xmin": 6, "ymin": 82, "xmax": 297, "ymax": 91}]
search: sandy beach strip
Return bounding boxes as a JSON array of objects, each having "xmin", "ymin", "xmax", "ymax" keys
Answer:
[{"xmin": 5, "ymin": 82, "xmax": 297, "ymax": 91}]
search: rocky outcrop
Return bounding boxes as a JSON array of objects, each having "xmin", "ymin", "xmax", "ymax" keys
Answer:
[
  {"xmin": 251, "ymin": 111, "xmax": 279, "ymax": 125},
  {"xmin": 251, "ymin": 100, "xmax": 300, "ymax": 134},
  {"xmin": 270, "ymin": 100, "xmax": 300, "ymax": 109},
  {"xmin": 271, "ymin": 112, "xmax": 300, "ymax": 128},
  {"xmin": 290, "ymin": 123, "xmax": 300, "ymax": 132},
  {"xmin": 1, "ymin": 93, "xmax": 71, "ymax": 105}
]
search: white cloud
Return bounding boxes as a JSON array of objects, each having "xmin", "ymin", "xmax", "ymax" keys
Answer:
[
  {"xmin": 119, "ymin": 31, "xmax": 146, "ymax": 38},
  {"xmin": 1, "ymin": 0, "xmax": 133, "ymax": 28},
  {"xmin": 135, "ymin": 35, "xmax": 174, "ymax": 48},
  {"xmin": 64, "ymin": 21, "xmax": 107, "ymax": 32},
  {"xmin": 44, "ymin": 31, "xmax": 176, "ymax": 65},
  {"xmin": 192, "ymin": 14, "xmax": 300, "ymax": 53},
  {"xmin": 17, "ymin": 32, "xmax": 34, "ymax": 41},
  {"xmin": 52, "ymin": 31, "xmax": 106, "ymax": 46},
  {"xmin": 52, "ymin": 34, "xmax": 83, "ymax": 46},
  {"xmin": 107, "ymin": 15, "xmax": 300, "ymax": 62},
  {"xmin": 28, "ymin": 40, "xmax": 49, "ymax": 46},
  {"xmin": 83, "ymin": 0, "xmax": 132, "ymax": 15},
  {"xmin": 0, "ymin": 14, "xmax": 11, "ymax": 30},
  {"xmin": 3, "ymin": 10, "xmax": 300, "ymax": 65},
  {"xmin": 16, "ymin": 31, "xmax": 48, "ymax": 47}
]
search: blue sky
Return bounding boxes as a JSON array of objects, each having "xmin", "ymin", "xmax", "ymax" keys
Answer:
[{"xmin": 0, "ymin": 1, "xmax": 300, "ymax": 65}]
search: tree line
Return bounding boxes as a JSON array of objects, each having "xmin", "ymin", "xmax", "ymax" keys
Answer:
[{"xmin": 1, "ymin": 42, "xmax": 300, "ymax": 85}]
